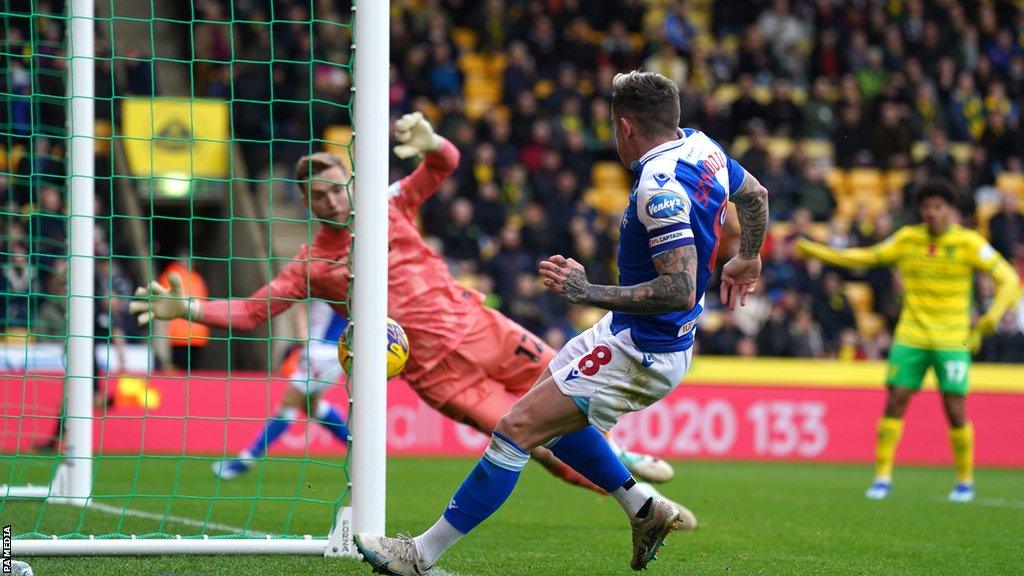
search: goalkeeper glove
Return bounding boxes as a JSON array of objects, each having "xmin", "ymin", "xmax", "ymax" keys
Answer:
[
  {"xmin": 127, "ymin": 272, "xmax": 201, "ymax": 326},
  {"xmin": 393, "ymin": 111, "xmax": 442, "ymax": 159}
]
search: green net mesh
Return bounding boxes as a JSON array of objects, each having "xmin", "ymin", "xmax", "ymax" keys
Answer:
[{"xmin": 2, "ymin": 0, "xmax": 354, "ymax": 540}]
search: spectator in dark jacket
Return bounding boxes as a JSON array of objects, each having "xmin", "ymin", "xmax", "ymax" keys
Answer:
[{"xmin": 989, "ymin": 191, "xmax": 1024, "ymax": 262}]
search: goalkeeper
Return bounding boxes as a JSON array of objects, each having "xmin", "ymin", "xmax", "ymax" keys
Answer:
[
  {"xmin": 797, "ymin": 179, "xmax": 1021, "ymax": 503},
  {"xmin": 130, "ymin": 112, "xmax": 687, "ymax": 511}
]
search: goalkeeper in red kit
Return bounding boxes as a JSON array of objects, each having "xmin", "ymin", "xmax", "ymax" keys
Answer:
[{"xmin": 129, "ymin": 112, "xmax": 692, "ymax": 522}]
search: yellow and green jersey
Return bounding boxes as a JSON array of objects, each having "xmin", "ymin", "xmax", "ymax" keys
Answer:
[{"xmin": 798, "ymin": 224, "xmax": 1020, "ymax": 350}]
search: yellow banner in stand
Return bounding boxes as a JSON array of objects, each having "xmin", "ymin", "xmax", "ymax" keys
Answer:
[
  {"xmin": 122, "ymin": 98, "xmax": 229, "ymax": 178},
  {"xmin": 686, "ymin": 357, "xmax": 1024, "ymax": 393}
]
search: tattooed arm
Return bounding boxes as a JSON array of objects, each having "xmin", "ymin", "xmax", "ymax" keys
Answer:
[
  {"xmin": 719, "ymin": 169, "xmax": 768, "ymax": 310},
  {"xmin": 731, "ymin": 169, "xmax": 769, "ymax": 259},
  {"xmin": 539, "ymin": 246, "xmax": 698, "ymax": 314}
]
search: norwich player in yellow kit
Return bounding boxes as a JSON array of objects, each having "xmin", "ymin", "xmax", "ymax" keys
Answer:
[{"xmin": 797, "ymin": 180, "xmax": 1021, "ymax": 502}]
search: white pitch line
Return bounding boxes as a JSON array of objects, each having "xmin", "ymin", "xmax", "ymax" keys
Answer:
[
  {"xmin": 930, "ymin": 496, "xmax": 1024, "ymax": 509},
  {"xmin": 75, "ymin": 501, "xmax": 272, "ymax": 537},
  {"xmin": 54, "ymin": 501, "xmax": 474, "ymax": 574}
]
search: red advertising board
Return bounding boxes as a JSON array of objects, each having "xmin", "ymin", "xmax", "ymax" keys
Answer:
[{"xmin": 2, "ymin": 372, "xmax": 1023, "ymax": 466}]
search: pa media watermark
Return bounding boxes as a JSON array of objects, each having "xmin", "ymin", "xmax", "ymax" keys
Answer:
[{"xmin": 3, "ymin": 524, "xmax": 11, "ymax": 574}]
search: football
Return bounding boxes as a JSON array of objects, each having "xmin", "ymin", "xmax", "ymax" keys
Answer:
[{"xmin": 338, "ymin": 317, "xmax": 410, "ymax": 379}]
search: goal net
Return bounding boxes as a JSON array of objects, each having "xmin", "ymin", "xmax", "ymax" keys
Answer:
[{"xmin": 1, "ymin": 0, "xmax": 388, "ymax": 556}]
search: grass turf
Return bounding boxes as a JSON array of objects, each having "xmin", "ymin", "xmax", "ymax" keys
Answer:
[{"xmin": 2, "ymin": 456, "xmax": 1022, "ymax": 575}]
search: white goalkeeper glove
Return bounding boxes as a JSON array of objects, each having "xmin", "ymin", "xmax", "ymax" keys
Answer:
[
  {"xmin": 393, "ymin": 111, "xmax": 442, "ymax": 159},
  {"xmin": 127, "ymin": 272, "xmax": 201, "ymax": 326}
]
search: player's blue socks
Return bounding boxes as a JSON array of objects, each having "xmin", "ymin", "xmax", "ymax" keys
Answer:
[
  {"xmin": 315, "ymin": 400, "xmax": 349, "ymax": 445},
  {"xmin": 246, "ymin": 407, "xmax": 298, "ymax": 458},
  {"xmin": 547, "ymin": 426, "xmax": 632, "ymax": 492},
  {"xmin": 441, "ymin": 431, "xmax": 530, "ymax": 534}
]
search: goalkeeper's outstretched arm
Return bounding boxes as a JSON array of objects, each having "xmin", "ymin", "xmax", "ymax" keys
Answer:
[
  {"xmin": 390, "ymin": 111, "xmax": 460, "ymax": 218},
  {"xmin": 129, "ymin": 262, "xmax": 308, "ymax": 331}
]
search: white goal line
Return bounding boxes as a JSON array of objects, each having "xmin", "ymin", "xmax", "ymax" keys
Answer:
[{"xmin": 79, "ymin": 500, "xmax": 273, "ymax": 537}]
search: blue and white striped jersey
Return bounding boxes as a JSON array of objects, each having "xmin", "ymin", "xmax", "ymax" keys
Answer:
[{"xmin": 611, "ymin": 128, "xmax": 746, "ymax": 352}]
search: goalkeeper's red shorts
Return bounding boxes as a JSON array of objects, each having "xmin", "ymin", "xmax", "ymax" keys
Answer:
[{"xmin": 410, "ymin": 306, "xmax": 555, "ymax": 433}]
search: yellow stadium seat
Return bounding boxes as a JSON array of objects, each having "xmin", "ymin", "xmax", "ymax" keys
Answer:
[
  {"xmin": 95, "ymin": 119, "xmax": 113, "ymax": 157},
  {"xmin": 910, "ymin": 140, "xmax": 972, "ymax": 164},
  {"xmin": 807, "ymin": 222, "xmax": 830, "ymax": 242},
  {"xmin": 843, "ymin": 281, "xmax": 874, "ymax": 313},
  {"xmin": 767, "ymin": 137, "xmax": 794, "ymax": 159},
  {"xmin": 2, "ymin": 328, "xmax": 33, "ymax": 344},
  {"xmin": 584, "ymin": 186, "xmax": 629, "ymax": 216},
  {"xmin": 884, "ymin": 169, "xmax": 910, "ymax": 192},
  {"xmin": 0, "ymin": 145, "xmax": 6, "ymax": 171},
  {"xmin": 856, "ymin": 311, "xmax": 886, "ymax": 339},
  {"xmin": 996, "ymin": 172, "xmax": 1024, "ymax": 197},
  {"xmin": 719, "ymin": 34, "xmax": 741, "ymax": 53},
  {"xmin": 949, "ymin": 142, "xmax": 972, "ymax": 164},
  {"xmin": 729, "ymin": 135, "xmax": 751, "ymax": 157},
  {"xmin": 642, "ymin": 8, "xmax": 666, "ymax": 36},
  {"xmin": 713, "ymin": 83, "xmax": 740, "ymax": 106},
  {"xmin": 7, "ymin": 143, "xmax": 26, "ymax": 175},
  {"xmin": 532, "ymin": 79, "xmax": 555, "ymax": 100},
  {"xmin": 700, "ymin": 310, "xmax": 725, "ymax": 333},
  {"xmin": 826, "ymin": 167, "xmax": 848, "ymax": 197},
  {"xmin": 788, "ymin": 87, "xmax": 807, "ymax": 106},
  {"xmin": 628, "ymin": 33, "xmax": 646, "ymax": 52},
  {"xmin": 769, "ymin": 222, "xmax": 793, "ymax": 243},
  {"xmin": 322, "ymin": 125, "xmax": 353, "ymax": 172},
  {"xmin": 751, "ymin": 85, "xmax": 772, "ymax": 105},
  {"xmin": 592, "ymin": 162, "xmax": 629, "ymax": 188},
  {"xmin": 802, "ymin": 139, "xmax": 834, "ymax": 163},
  {"xmin": 847, "ymin": 168, "xmax": 883, "ymax": 196},
  {"xmin": 910, "ymin": 141, "xmax": 929, "ymax": 163}
]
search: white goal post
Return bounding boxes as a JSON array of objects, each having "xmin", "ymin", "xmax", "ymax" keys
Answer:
[{"xmin": 7, "ymin": 0, "xmax": 389, "ymax": 556}]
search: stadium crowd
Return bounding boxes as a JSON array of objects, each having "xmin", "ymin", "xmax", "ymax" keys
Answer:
[{"xmin": 3, "ymin": 0, "xmax": 1024, "ymax": 363}]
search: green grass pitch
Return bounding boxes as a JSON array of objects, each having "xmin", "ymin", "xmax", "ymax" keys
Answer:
[{"xmin": 2, "ymin": 456, "xmax": 1021, "ymax": 575}]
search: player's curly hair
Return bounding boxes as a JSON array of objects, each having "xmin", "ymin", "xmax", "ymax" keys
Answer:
[
  {"xmin": 913, "ymin": 178, "xmax": 959, "ymax": 209},
  {"xmin": 611, "ymin": 70, "xmax": 680, "ymax": 140},
  {"xmin": 295, "ymin": 152, "xmax": 348, "ymax": 195}
]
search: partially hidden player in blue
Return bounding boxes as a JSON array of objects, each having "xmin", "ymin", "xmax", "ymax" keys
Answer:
[
  {"xmin": 355, "ymin": 70, "xmax": 769, "ymax": 575},
  {"xmin": 212, "ymin": 300, "xmax": 350, "ymax": 480}
]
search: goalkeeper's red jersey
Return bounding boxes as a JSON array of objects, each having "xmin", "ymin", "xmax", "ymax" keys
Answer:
[{"xmin": 200, "ymin": 141, "xmax": 481, "ymax": 384}]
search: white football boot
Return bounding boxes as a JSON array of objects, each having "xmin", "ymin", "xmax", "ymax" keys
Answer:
[
  {"xmin": 865, "ymin": 478, "xmax": 892, "ymax": 500},
  {"xmin": 948, "ymin": 482, "xmax": 975, "ymax": 503},
  {"xmin": 629, "ymin": 497, "xmax": 686, "ymax": 571},
  {"xmin": 354, "ymin": 533, "xmax": 432, "ymax": 576},
  {"xmin": 211, "ymin": 457, "xmax": 253, "ymax": 480}
]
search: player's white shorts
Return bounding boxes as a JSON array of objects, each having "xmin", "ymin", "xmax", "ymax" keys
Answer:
[
  {"xmin": 290, "ymin": 343, "xmax": 345, "ymax": 395},
  {"xmin": 550, "ymin": 312, "xmax": 692, "ymax": 433}
]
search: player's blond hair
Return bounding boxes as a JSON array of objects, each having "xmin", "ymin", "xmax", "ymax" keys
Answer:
[
  {"xmin": 295, "ymin": 152, "xmax": 348, "ymax": 195},
  {"xmin": 611, "ymin": 71, "xmax": 680, "ymax": 139}
]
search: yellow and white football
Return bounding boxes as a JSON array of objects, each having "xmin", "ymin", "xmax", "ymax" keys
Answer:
[{"xmin": 338, "ymin": 317, "xmax": 410, "ymax": 379}]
